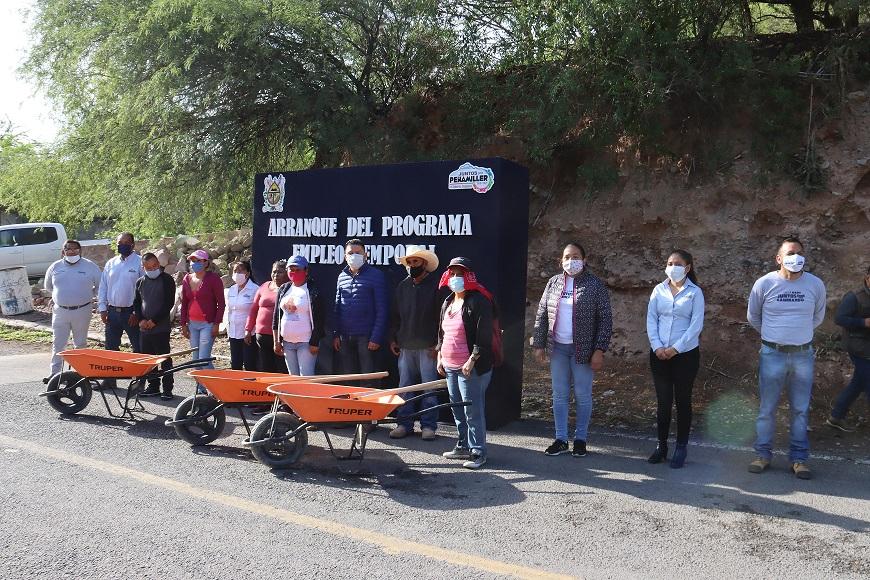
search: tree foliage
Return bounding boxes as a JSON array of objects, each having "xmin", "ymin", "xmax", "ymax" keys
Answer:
[{"xmin": 1, "ymin": 0, "xmax": 867, "ymax": 235}]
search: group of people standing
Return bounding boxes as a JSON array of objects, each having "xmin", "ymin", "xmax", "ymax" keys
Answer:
[{"xmin": 43, "ymin": 232, "xmax": 868, "ymax": 477}]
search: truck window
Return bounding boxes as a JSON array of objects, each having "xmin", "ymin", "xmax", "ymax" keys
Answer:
[{"xmin": 0, "ymin": 226, "xmax": 59, "ymax": 247}]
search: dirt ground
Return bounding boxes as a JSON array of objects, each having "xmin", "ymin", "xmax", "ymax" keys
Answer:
[{"xmin": 6, "ymin": 304, "xmax": 868, "ymax": 460}]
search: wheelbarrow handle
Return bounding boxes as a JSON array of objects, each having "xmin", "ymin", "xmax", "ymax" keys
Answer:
[
  {"xmin": 337, "ymin": 379, "xmax": 448, "ymax": 400},
  {"xmin": 400, "ymin": 400, "xmax": 470, "ymax": 422},
  {"xmin": 304, "ymin": 371, "xmax": 389, "ymax": 384},
  {"xmin": 159, "ymin": 357, "xmax": 215, "ymax": 375},
  {"xmin": 131, "ymin": 347, "xmax": 198, "ymax": 363}
]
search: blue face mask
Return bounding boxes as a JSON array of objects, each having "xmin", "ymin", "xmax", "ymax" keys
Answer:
[
  {"xmin": 191, "ymin": 261, "xmax": 206, "ymax": 273},
  {"xmin": 447, "ymin": 276, "xmax": 465, "ymax": 293},
  {"xmin": 145, "ymin": 269, "xmax": 161, "ymax": 279},
  {"xmin": 117, "ymin": 243, "xmax": 133, "ymax": 257}
]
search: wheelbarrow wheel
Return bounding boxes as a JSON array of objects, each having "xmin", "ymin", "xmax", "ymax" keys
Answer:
[
  {"xmin": 249, "ymin": 412, "xmax": 308, "ymax": 468},
  {"xmin": 46, "ymin": 371, "xmax": 92, "ymax": 414},
  {"xmin": 172, "ymin": 395, "xmax": 226, "ymax": 445}
]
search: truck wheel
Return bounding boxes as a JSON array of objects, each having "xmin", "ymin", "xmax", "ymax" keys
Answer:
[
  {"xmin": 172, "ymin": 395, "xmax": 226, "ymax": 445},
  {"xmin": 249, "ymin": 412, "xmax": 308, "ymax": 468},
  {"xmin": 46, "ymin": 371, "xmax": 92, "ymax": 414}
]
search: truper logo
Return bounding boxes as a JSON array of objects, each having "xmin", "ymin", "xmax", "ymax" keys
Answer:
[
  {"xmin": 90, "ymin": 364, "xmax": 125, "ymax": 372},
  {"xmin": 327, "ymin": 407, "xmax": 373, "ymax": 416}
]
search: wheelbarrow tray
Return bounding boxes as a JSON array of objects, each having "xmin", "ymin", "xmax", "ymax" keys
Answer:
[
  {"xmin": 188, "ymin": 369, "xmax": 292, "ymax": 404},
  {"xmin": 266, "ymin": 381, "xmax": 405, "ymax": 424},
  {"xmin": 58, "ymin": 348, "xmax": 162, "ymax": 378}
]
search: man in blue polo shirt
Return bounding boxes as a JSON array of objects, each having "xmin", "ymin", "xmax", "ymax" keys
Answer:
[{"xmin": 332, "ymin": 239, "xmax": 388, "ymax": 385}]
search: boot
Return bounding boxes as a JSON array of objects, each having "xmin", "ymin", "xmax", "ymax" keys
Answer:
[
  {"xmin": 670, "ymin": 444, "xmax": 687, "ymax": 469},
  {"xmin": 647, "ymin": 442, "xmax": 668, "ymax": 464}
]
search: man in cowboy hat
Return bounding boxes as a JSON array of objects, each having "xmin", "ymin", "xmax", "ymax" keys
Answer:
[{"xmin": 389, "ymin": 245, "xmax": 446, "ymax": 440}]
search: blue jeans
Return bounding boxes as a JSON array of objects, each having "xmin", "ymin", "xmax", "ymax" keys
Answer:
[
  {"xmin": 445, "ymin": 367, "xmax": 492, "ymax": 455},
  {"xmin": 831, "ymin": 354, "xmax": 870, "ymax": 420},
  {"xmin": 283, "ymin": 341, "xmax": 317, "ymax": 376},
  {"xmin": 396, "ymin": 348, "xmax": 440, "ymax": 430},
  {"xmin": 105, "ymin": 306, "xmax": 141, "ymax": 353},
  {"xmin": 188, "ymin": 321, "xmax": 216, "ymax": 379},
  {"xmin": 754, "ymin": 344, "xmax": 814, "ymax": 462},
  {"xmin": 550, "ymin": 342, "xmax": 594, "ymax": 442}
]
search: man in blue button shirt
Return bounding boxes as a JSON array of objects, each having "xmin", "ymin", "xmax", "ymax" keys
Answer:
[{"xmin": 332, "ymin": 239, "xmax": 388, "ymax": 387}]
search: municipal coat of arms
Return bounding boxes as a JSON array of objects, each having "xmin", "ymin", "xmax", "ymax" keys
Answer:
[{"xmin": 262, "ymin": 174, "xmax": 286, "ymax": 212}]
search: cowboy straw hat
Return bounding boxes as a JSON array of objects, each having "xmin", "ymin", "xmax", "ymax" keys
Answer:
[{"xmin": 398, "ymin": 245, "xmax": 439, "ymax": 272}]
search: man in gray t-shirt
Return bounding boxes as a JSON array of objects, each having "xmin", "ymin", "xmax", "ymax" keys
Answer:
[{"xmin": 746, "ymin": 236, "xmax": 826, "ymax": 480}]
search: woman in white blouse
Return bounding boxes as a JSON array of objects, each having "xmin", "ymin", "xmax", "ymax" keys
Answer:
[
  {"xmin": 645, "ymin": 250, "xmax": 705, "ymax": 468},
  {"xmin": 224, "ymin": 261, "xmax": 259, "ymax": 370}
]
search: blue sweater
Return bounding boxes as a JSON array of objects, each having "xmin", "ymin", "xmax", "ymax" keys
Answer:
[{"xmin": 333, "ymin": 263, "xmax": 389, "ymax": 344}]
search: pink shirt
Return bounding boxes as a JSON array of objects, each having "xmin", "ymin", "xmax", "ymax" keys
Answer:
[
  {"xmin": 440, "ymin": 308, "xmax": 470, "ymax": 369},
  {"xmin": 246, "ymin": 282, "xmax": 279, "ymax": 335}
]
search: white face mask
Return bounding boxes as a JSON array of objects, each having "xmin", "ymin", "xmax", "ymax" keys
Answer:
[
  {"xmin": 64, "ymin": 254, "xmax": 81, "ymax": 264},
  {"xmin": 346, "ymin": 253, "xmax": 365, "ymax": 270},
  {"xmin": 232, "ymin": 272, "xmax": 247, "ymax": 286},
  {"xmin": 563, "ymin": 259, "xmax": 584, "ymax": 276},
  {"xmin": 782, "ymin": 254, "xmax": 805, "ymax": 273},
  {"xmin": 665, "ymin": 265, "xmax": 686, "ymax": 283},
  {"xmin": 144, "ymin": 269, "xmax": 161, "ymax": 279}
]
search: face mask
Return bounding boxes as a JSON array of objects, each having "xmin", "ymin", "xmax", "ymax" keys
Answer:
[
  {"xmin": 64, "ymin": 255, "xmax": 81, "ymax": 264},
  {"xmin": 145, "ymin": 269, "xmax": 161, "ymax": 279},
  {"xmin": 408, "ymin": 264, "xmax": 426, "ymax": 278},
  {"xmin": 665, "ymin": 265, "xmax": 686, "ymax": 283},
  {"xmin": 346, "ymin": 253, "xmax": 365, "ymax": 270},
  {"xmin": 117, "ymin": 243, "xmax": 133, "ymax": 257},
  {"xmin": 782, "ymin": 254, "xmax": 805, "ymax": 273},
  {"xmin": 447, "ymin": 275, "xmax": 465, "ymax": 293},
  {"xmin": 232, "ymin": 272, "xmax": 247, "ymax": 285},
  {"xmin": 289, "ymin": 270, "xmax": 307, "ymax": 285},
  {"xmin": 191, "ymin": 261, "xmax": 206, "ymax": 273},
  {"xmin": 563, "ymin": 259, "xmax": 584, "ymax": 276}
]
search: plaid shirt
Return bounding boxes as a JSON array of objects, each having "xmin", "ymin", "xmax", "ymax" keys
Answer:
[{"xmin": 532, "ymin": 270, "xmax": 612, "ymax": 364}]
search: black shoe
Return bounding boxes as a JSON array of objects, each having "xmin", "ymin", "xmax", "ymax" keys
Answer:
[
  {"xmin": 139, "ymin": 385, "xmax": 161, "ymax": 398},
  {"xmin": 669, "ymin": 444, "xmax": 687, "ymax": 469},
  {"xmin": 160, "ymin": 392, "xmax": 175, "ymax": 401},
  {"xmin": 648, "ymin": 442, "xmax": 668, "ymax": 464},
  {"xmin": 544, "ymin": 439, "xmax": 569, "ymax": 456},
  {"xmin": 572, "ymin": 440, "xmax": 587, "ymax": 457}
]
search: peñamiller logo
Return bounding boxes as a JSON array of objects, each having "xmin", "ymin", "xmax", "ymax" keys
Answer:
[{"xmin": 448, "ymin": 162, "xmax": 495, "ymax": 193}]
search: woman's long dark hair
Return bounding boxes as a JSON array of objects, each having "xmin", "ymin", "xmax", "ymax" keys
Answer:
[{"xmin": 670, "ymin": 249, "xmax": 698, "ymax": 285}]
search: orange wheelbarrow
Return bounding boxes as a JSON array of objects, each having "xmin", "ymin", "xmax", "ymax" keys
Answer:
[
  {"xmin": 38, "ymin": 348, "xmax": 214, "ymax": 420},
  {"xmin": 242, "ymin": 379, "xmax": 469, "ymax": 470},
  {"xmin": 165, "ymin": 370, "xmax": 389, "ymax": 446}
]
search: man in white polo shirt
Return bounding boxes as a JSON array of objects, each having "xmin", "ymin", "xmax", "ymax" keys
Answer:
[
  {"xmin": 44, "ymin": 240, "xmax": 102, "ymax": 378},
  {"xmin": 747, "ymin": 236, "xmax": 826, "ymax": 480},
  {"xmin": 97, "ymin": 232, "xmax": 144, "ymax": 387}
]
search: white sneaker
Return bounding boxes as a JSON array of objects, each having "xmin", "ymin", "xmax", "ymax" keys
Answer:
[
  {"xmin": 389, "ymin": 425, "xmax": 408, "ymax": 439},
  {"xmin": 421, "ymin": 427, "xmax": 436, "ymax": 440},
  {"xmin": 462, "ymin": 454, "xmax": 487, "ymax": 469}
]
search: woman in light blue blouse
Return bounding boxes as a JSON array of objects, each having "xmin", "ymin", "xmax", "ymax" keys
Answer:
[{"xmin": 645, "ymin": 250, "xmax": 705, "ymax": 468}]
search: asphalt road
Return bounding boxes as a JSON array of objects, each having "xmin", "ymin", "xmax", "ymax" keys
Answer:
[{"xmin": 1, "ymin": 351, "xmax": 868, "ymax": 579}]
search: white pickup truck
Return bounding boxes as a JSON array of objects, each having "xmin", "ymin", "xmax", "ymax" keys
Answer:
[{"xmin": 0, "ymin": 222, "xmax": 109, "ymax": 278}]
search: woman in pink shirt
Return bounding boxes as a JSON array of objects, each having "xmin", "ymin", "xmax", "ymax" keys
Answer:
[
  {"xmin": 180, "ymin": 249, "xmax": 225, "ymax": 391},
  {"xmin": 245, "ymin": 259, "xmax": 289, "ymax": 373},
  {"xmin": 436, "ymin": 257, "xmax": 494, "ymax": 470}
]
